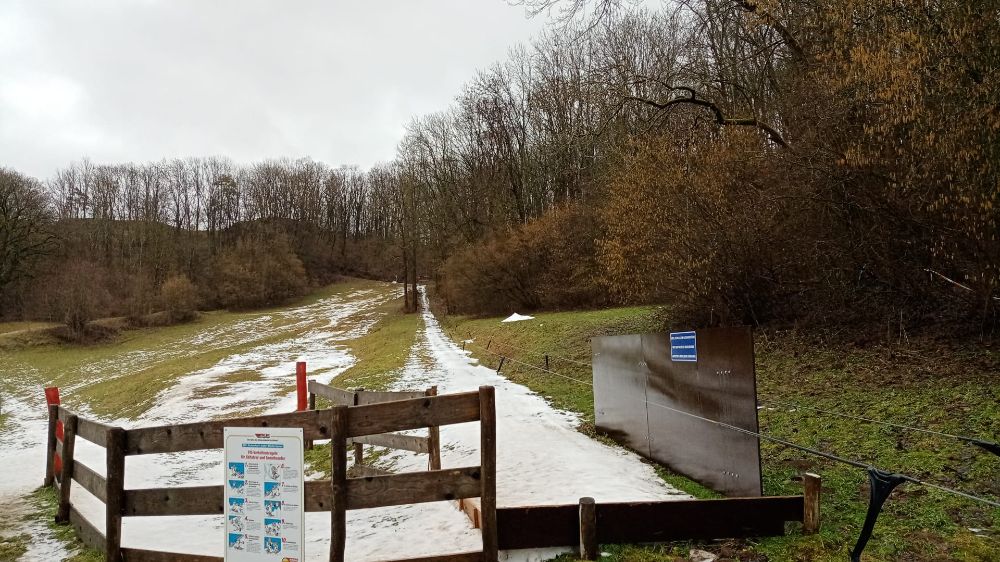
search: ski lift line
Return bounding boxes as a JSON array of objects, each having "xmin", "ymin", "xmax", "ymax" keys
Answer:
[
  {"xmin": 761, "ymin": 399, "xmax": 989, "ymax": 443},
  {"xmin": 641, "ymin": 399, "xmax": 1000, "ymax": 509},
  {"xmin": 461, "ymin": 337, "xmax": 1000, "ymax": 507}
]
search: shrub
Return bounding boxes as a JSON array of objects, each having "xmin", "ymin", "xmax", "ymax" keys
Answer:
[
  {"xmin": 159, "ymin": 274, "xmax": 199, "ymax": 322},
  {"xmin": 214, "ymin": 233, "xmax": 308, "ymax": 309}
]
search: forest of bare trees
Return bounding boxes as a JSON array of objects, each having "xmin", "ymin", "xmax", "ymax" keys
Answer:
[{"xmin": 2, "ymin": 0, "xmax": 997, "ymax": 336}]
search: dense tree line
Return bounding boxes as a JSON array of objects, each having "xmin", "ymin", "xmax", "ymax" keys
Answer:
[{"xmin": 2, "ymin": 1, "xmax": 997, "ymax": 336}]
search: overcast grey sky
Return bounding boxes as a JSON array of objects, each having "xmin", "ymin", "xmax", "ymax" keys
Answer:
[{"xmin": 0, "ymin": 1, "xmax": 546, "ymax": 179}]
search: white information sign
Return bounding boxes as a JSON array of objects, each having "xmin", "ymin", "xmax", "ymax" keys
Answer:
[{"xmin": 224, "ymin": 427, "xmax": 305, "ymax": 562}]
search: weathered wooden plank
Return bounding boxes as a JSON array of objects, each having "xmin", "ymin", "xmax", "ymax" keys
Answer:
[
  {"xmin": 121, "ymin": 548, "xmax": 222, "ymax": 561},
  {"xmin": 77, "ymin": 417, "xmax": 111, "ymax": 447},
  {"xmin": 308, "ymin": 380, "xmax": 355, "ymax": 405},
  {"xmin": 350, "ymin": 464, "xmax": 394, "ymax": 478},
  {"xmin": 495, "ymin": 496, "xmax": 804, "ymax": 550},
  {"xmin": 73, "ymin": 460, "xmax": 107, "ymax": 503},
  {"xmin": 45, "ymin": 405, "xmax": 58, "ymax": 487},
  {"xmin": 379, "ymin": 552, "xmax": 484, "ymax": 562},
  {"xmin": 126, "ymin": 408, "xmax": 332, "ymax": 455},
  {"xmin": 331, "ymin": 406, "xmax": 348, "ymax": 562},
  {"xmin": 346, "ymin": 392, "xmax": 481, "ymax": 437},
  {"xmin": 56, "ymin": 413, "xmax": 78, "ymax": 522},
  {"xmin": 350, "ymin": 432, "xmax": 430, "ymax": 453},
  {"xmin": 125, "ymin": 485, "xmax": 224, "ymax": 516},
  {"xmin": 105, "ymin": 426, "xmax": 127, "ymax": 562},
  {"xmin": 578, "ymin": 497, "xmax": 597, "ymax": 560},
  {"xmin": 427, "ymin": 386, "xmax": 442, "ymax": 471},
  {"xmin": 356, "ymin": 389, "xmax": 428, "ymax": 405},
  {"xmin": 803, "ymin": 473, "xmax": 821, "ymax": 534},
  {"xmin": 478, "ymin": 386, "xmax": 498, "ymax": 562},
  {"xmin": 346, "ymin": 466, "xmax": 482, "ymax": 510},
  {"xmin": 69, "ymin": 506, "xmax": 105, "ymax": 552}
]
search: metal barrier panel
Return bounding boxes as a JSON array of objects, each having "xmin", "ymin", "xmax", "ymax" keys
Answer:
[
  {"xmin": 592, "ymin": 334, "xmax": 651, "ymax": 457},
  {"xmin": 593, "ymin": 327, "xmax": 762, "ymax": 497}
]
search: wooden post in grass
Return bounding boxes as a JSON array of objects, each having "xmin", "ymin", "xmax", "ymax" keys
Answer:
[
  {"xmin": 44, "ymin": 405, "xmax": 59, "ymax": 487},
  {"xmin": 479, "ymin": 386, "xmax": 498, "ymax": 561},
  {"xmin": 353, "ymin": 443, "xmax": 364, "ymax": 466},
  {"xmin": 803, "ymin": 473, "xmax": 821, "ymax": 534},
  {"xmin": 579, "ymin": 496, "xmax": 597, "ymax": 560},
  {"xmin": 105, "ymin": 426, "xmax": 127, "ymax": 562},
  {"xmin": 55, "ymin": 413, "xmax": 78, "ymax": 522},
  {"xmin": 330, "ymin": 406, "xmax": 348, "ymax": 562},
  {"xmin": 427, "ymin": 386, "xmax": 442, "ymax": 471}
]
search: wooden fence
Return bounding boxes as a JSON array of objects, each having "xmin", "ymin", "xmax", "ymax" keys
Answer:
[
  {"xmin": 45, "ymin": 386, "xmax": 498, "ymax": 562},
  {"xmin": 306, "ymin": 381, "xmax": 442, "ymax": 474}
]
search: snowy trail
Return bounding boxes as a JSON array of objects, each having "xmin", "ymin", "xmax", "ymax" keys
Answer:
[{"xmin": 3, "ymin": 284, "xmax": 686, "ymax": 561}]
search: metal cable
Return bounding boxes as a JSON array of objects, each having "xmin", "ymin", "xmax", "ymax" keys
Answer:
[{"xmin": 462, "ymin": 339, "xmax": 1000, "ymax": 509}]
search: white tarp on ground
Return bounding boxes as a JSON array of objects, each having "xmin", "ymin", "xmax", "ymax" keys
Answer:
[
  {"xmin": 3, "ymin": 285, "xmax": 686, "ymax": 561},
  {"xmin": 501, "ymin": 313, "xmax": 535, "ymax": 323}
]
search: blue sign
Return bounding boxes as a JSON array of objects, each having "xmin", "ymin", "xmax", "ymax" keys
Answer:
[{"xmin": 670, "ymin": 331, "xmax": 697, "ymax": 362}]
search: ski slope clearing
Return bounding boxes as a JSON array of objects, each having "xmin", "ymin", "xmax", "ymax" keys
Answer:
[{"xmin": 1, "ymin": 282, "xmax": 686, "ymax": 561}]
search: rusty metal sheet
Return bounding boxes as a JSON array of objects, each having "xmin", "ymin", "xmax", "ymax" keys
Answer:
[
  {"xmin": 593, "ymin": 327, "xmax": 762, "ymax": 497},
  {"xmin": 592, "ymin": 334, "xmax": 650, "ymax": 457}
]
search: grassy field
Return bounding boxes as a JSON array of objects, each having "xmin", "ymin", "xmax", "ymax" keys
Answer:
[
  {"xmin": 305, "ymin": 294, "xmax": 425, "ymax": 476},
  {"xmin": 444, "ymin": 308, "xmax": 1000, "ymax": 562},
  {"xmin": 0, "ymin": 278, "xmax": 393, "ymax": 419}
]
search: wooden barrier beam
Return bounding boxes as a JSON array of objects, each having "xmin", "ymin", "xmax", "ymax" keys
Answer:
[
  {"xmin": 346, "ymin": 391, "xmax": 481, "ymax": 438},
  {"xmin": 307, "ymin": 380, "xmax": 356, "ymax": 405},
  {"xmin": 77, "ymin": 417, "xmax": 111, "ymax": 447},
  {"xmin": 331, "ymin": 405, "xmax": 348, "ymax": 562},
  {"xmin": 69, "ymin": 506, "xmax": 106, "ymax": 552},
  {"xmin": 121, "ymin": 548, "xmax": 222, "ymax": 561},
  {"xmin": 350, "ymin": 432, "xmax": 430, "ymax": 453},
  {"xmin": 355, "ymin": 389, "xmax": 429, "ymax": 405},
  {"xmin": 346, "ymin": 466, "xmax": 483, "ymax": 510},
  {"xmin": 73, "ymin": 460, "xmax": 107, "ymax": 503},
  {"xmin": 126, "ymin": 409, "xmax": 332, "ymax": 455},
  {"xmin": 496, "ymin": 496, "xmax": 805, "ymax": 550},
  {"xmin": 381, "ymin": 553, "xmax": 484, "ymax": 562},
  {"xmin": 350, "ymin": 464, "xmax": 394, "ymax": 478}
]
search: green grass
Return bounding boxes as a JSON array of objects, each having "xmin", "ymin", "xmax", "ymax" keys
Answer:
[
  {"xmin": 25, "ymin": 487, "xmax": 103, "ymax": 561},
  {"xmin": 306, "ymin": 292, "xmax": 424, "ymax": 475},
  {"xmin": 446, "ymin": 308, "xmax": 1000, "ymax": 562},
  {"xmin": 0, "ymin": 533, "xmax": 29, "ymax": 561},
  {"xmin": 0, "ymin": 278, "xmax": 392, "ymax": 420}
]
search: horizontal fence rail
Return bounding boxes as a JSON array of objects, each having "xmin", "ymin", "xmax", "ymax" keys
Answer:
[{"xmin": 44, "ymin": 385, "xmax": 497, "ymax": 562}]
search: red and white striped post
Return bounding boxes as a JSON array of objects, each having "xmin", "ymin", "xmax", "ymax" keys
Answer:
[{"xmin": 296, "ymin": 361, "xmax": 308, "ymax": 411}]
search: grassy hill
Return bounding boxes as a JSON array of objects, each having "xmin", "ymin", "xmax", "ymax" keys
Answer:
[{"xmin": 441, "ymin": 307, "xmax": 1000, "ymax": 562}]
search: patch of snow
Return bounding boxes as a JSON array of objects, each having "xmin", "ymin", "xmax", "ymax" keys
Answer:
[{"xmin": 501, "ymin": 313, "xmax": 535, "ymax": 323}]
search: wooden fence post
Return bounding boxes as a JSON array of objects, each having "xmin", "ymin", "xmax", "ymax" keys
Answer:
[
  {"xmin": 55, "ymin": 413, "xmax": 78, "ymax": 522},
  {"xmin": 44, "ymin": 405, "xmax": 59, "ymax": 487},
  {"xmin": 579, "ymin": 496, "xmax": 597, "ymax": 560},
  {"xmin": 306, "ymin": 388, "xmax": 316, "ymax": 450},
  {"xmin": 330, "ymin": 405, "xmax": 348, "ymax": 562},
  {"xmin": 353, "ymin": 443, "xmax": 364, "ymax": 466},
  {"xmin": 427, "ymin": 386, "xmax": 442, "ymax": 471},
  {"xmin": 479, "ymin": 386, "xmax": 498, "ymax": 562},
  {"xmin": 105, "ymin": 426, "xmax": 127, "ymax": 562},
  {"xmin": 803, "ymin": 473, "xmax": 821, "ymax": 534}
]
